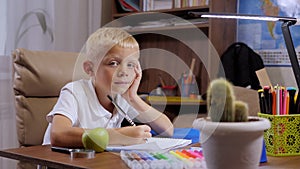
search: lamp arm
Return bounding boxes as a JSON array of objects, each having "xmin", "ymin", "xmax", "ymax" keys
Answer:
[
  {"xmin": 281, "ymin": 21, "xmax": 300, "ymax": 113},
  {"xmin": 281, "ymin": 21, "xmax": 300, "ymax": 89}
]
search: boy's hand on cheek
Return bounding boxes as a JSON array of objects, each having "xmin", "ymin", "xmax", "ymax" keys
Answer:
[
  {"xmin": 122, "ymin": 63, "xmax": 142, "ymax": 101},
  {"xmin": 121, "ymin": 63, "xmax": 151, "ymax": 113}
]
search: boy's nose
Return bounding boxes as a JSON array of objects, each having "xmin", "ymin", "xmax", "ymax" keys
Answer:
[{"xmin": 117, "ymin": 68, "xmax": 128, "ymax": 77}]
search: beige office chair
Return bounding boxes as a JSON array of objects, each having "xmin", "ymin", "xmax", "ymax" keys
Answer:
[{"xmin": 12, "ymin": 48, "xmax": 79, "ymax": 147}]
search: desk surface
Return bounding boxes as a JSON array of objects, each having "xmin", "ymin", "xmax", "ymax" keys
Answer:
[
  {"xmin": 0, "ymin": 145, "xmax": 300, "ymax": 169},
  {"xmin": 0, "ymin": 145, "xmax": 127, "ymax": 169}
]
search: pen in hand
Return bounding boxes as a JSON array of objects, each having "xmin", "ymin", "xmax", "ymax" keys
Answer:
[{"xmin": 107, "ymin": 95, "xmax": 136, "ymax": 126}]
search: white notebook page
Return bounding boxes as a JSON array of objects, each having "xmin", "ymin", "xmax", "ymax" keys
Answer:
[{"xmin": 106, "ymin": 137, "xmax": 192, "ymax": 151}]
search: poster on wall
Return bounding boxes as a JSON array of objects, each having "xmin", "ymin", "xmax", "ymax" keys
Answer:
[{"xmin": 237, "ymin": 0, "xmax": 300, "ymax": 66}]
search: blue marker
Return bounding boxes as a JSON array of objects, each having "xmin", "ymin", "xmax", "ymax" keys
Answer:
[
  {"xmin": 137, "ymin": 151, "xmax": 161, "ymax": 169},
  {"xmin": 140, "ymin": 151, "xmax": 162, "ymax": 169},
  {"xmin": 139, "ymin": 151, "xmax": 155, "ymax": 161}
]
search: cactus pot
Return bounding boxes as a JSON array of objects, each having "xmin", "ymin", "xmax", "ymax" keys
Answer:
[{"xmin": 193, "ymin": 117, "xmax": 270, "ymax": 169}]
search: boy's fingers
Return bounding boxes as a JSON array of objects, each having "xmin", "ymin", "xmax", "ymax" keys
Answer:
[
  {"xmin": 136, "ymin": 62, "xmax": 141, "ymax": 70},
  {"xmin": 144, "ymin": 131, "xmax": 152, "ymax": 138},
  {"xmin": 135, "ymin": 125, "xmax": 151, "ymax": 139},
  {"xmin": 140, "ymin": 125, "xmax": 151, "ymax": 132},
  {"xmin": 135, "ymin": 64, "xmax": 142, "ymax": 77}
]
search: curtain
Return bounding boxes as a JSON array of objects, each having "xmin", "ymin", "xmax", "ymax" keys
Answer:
[
  {"xmin": 0, "ymin": 0, "xmax": 102, "ymax": 168},
  {"xmin": 5, "ymin": 0, "xmax": 101, "ymax": 53}
]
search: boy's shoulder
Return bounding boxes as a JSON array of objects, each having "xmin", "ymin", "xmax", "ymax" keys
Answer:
[{"xmin": 62, "ymin": 79, "xmax": 92, "ymax": 92}]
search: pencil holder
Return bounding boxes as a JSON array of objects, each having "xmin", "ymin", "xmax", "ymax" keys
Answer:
[
  {"xmin": 258, "ymin": 113, "xmax": 300, "ymax": 156},
  {"xmin": 178, "ymin": 74, "xmax": 198, "ymax": 97}
]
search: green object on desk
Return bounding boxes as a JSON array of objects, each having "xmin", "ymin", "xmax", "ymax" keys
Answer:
[{"xmin": 82, "ymin": 128, "xmax": 109, "ymax": 153}]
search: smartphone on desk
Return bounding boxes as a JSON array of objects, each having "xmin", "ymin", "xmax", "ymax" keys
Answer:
[
  {"xmin": 51, "ymin": 146, "xmax": 95, "ymax": 158},
  {"xmin": 51, "ymin": 146, "xmax": 73, "ymax": 154}
]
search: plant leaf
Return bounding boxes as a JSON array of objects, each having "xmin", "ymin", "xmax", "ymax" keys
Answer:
[
  {"xmin": 46, "ymin": 27, "xmax": 54, "ymax": 43},
  {"xmin": 34, "ymin": 12, "xmax": 47, "ymax": 33},
  {"xmin": 14, "ymin": 9, "xmax": 54, "ymax": 48}
]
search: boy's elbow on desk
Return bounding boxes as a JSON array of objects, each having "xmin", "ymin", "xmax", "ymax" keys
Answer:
[
  {"xmin": 50, "ymin": 132, "xmax": 68, "ymax": 147},
  {"xmin": 160, "ymin": 114, "xmax": 175, "ymax": 137},
  {"xmin": 152, "ymin": 123, "xmax": 174, "ymax": 137},
  {"xmin": 164, "ymin": 126, "xmax": 175, "ymax": 137},
  {"xmin": 153, "ymin": 113, "xmax": 174, "ymax": 137}
]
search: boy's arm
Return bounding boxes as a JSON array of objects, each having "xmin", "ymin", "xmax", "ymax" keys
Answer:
[
  {"xmin": 50, "ymin": 114, "xmax": 84, "ymax": 147},
  {"xmin": 128, "ymin": 96, "xmax": 174, "ymax": 137},
  {"xmin": 50, "ymin": 114, "xmax": 152, "ymax": 147}
]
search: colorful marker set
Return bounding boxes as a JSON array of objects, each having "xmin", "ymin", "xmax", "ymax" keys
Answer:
[
  {"xmin": 258, "ymin": 85, "xmax": 299, "ymax": 115},
  {"xmin": 120, "ymin": 148, "xmax": 207, "ymax": 169}
]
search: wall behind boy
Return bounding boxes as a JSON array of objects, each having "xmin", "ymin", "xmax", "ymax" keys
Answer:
[
  {"xmin": 237, "ymin": 0, "xmax": 300, "ymax": 88},
  {"xmin": 266, "ymin": 67, "xmax": 297, "ymax": 87}
]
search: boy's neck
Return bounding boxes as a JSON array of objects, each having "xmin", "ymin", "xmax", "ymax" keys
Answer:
[{"xmin": 97, "ymin": 93, "xmax": 115, "ymax": 114}]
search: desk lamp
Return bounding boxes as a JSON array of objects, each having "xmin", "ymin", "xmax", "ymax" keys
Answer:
[{"xmin": 189, "ymin": 12, "xmax": 300, "ymax": 111}]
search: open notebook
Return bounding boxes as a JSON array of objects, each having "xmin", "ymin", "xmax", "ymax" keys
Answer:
[{"xmin": 106, "ymin": 137, "xmax": 192, "ymax": 151}]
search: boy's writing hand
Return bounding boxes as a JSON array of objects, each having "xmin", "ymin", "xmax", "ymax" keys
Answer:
[{"xmin": 115, "ymin": 125, "xmax": 151, "ymax": 145}]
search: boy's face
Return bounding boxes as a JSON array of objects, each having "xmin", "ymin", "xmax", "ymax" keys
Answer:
[{"xmin": 94, "ymin": 45, "xmax": 140, "ymax": 97}]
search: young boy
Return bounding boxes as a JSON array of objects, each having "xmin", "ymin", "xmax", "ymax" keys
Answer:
[{"xmin": 42, "ymin": 27, "xmax": 174, "ymax": 147}]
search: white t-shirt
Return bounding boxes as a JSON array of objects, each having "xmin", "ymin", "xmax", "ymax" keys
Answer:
[{"xmin": 42, "ymin": 79, "xmax": 139, "ymax": 145}]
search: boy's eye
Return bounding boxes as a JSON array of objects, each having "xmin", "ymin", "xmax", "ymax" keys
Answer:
[
  {"xmin": 109, "ymin": 61, "xmax": 119, "ymax": 66},
  {"xmin": 127, "ymin": 62, "xmax": 135, "ymax": 69}
]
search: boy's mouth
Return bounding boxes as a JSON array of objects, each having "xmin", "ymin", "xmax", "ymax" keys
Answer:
[{"xmin": 114, "ymin": 81, "xmax": 130, "ymax": 85}]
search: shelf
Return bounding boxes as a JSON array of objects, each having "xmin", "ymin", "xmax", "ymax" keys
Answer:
[
  {"xmin": 125, "ymin": 22, "xmax": 209, "ymax": 33},
  {"xmin": 112, "ymin": 0, "xmax": 237, "ymax": 95},
  {"xmin": 146, "ymin": 96, "xmax": 206, "ymax": 106},
  {"xmin": 113, "ymin": 5, "xmax": 209, "ymax": 19}
]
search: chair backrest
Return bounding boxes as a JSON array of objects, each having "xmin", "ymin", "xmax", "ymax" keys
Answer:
[{"xmin": 12, "ymin": 48, "xmax": 79, "ymax": 147}]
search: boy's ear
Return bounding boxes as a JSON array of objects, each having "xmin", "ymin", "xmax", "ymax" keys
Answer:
[{"xmin": 83, "ymin": 61, "xmax": 94, "ymax": 76}]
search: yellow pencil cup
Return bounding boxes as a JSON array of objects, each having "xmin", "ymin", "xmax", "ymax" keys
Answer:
[{"xmin": 258, "ymin": 113, "xmax": 300, "ymax": 156}]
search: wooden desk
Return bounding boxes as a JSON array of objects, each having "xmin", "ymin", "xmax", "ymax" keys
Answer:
[
  {"xmin": 260, "ymin": 156, "xmax": 300, "ymax": 169},
  {"xmin": 1, "ymin": 145, "xmax": 300, "ymax": 169},
  {"xmin": 0, "ymin": 145, "xmax": 127, "ymax": 169}
]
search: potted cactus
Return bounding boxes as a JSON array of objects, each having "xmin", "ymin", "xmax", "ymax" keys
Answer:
[{"xmin": 193, "ymin": 78, "xmax": 270, "ymax": 169}]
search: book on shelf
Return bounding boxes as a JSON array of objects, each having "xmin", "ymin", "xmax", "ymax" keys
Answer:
[
  {"xmin": 117, "ymin": 0, "xmax": 140, "ymax": 12},
  {"xmin": 124, "ymin": 0, "xmax": 140, "ymax": 11},
  {"xmin": 175, "ymin": 0, "xmax": 209, "ymax": 8},
  {"xmin": 153, "ymin": 0, "xmax": 173, "ymax": 10},
  {"xmin": 117, "ymin": 0, "xmax": 210, "ymax": 13},
  {"xmin": 143, "ymin": 0, "xmax": 172, "ymax": 11}
]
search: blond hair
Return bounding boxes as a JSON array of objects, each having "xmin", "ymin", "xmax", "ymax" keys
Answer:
[{"xmin": 85, "ymin": 27, "xmax": 139, "ymax": 64}]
